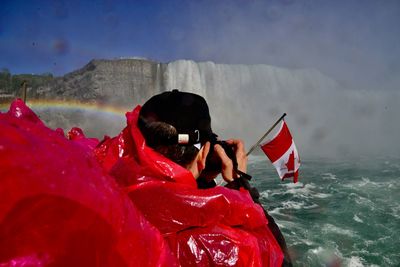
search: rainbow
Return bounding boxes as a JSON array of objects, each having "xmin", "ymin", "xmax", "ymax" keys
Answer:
[{"xmin": 0, "ymin": 99, "xmax": 131, "ymax": 118}]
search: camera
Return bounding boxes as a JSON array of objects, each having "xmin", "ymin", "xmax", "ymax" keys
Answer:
[{"xmin": 203, "ymin": 139, "xmax": 238, "ymax": 174}]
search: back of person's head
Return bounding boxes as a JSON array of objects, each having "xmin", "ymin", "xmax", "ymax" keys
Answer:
[{"xmin": 138, "ymin": 89, "xmax": 215, "ymax": 167}]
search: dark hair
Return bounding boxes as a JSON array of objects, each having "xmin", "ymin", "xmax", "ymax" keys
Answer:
[
  {"xmin": 137, "ymin": 90, "xmax": 215, "ymax": 168},
  {"xmin": 138, "ymin": 119, "xmax": 200, "ymax": 167}
]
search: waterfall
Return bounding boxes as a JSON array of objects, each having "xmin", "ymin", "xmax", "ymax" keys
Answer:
[{"xmin": 164, "ymin": 60, "xmax": 399, "ymax": 158}]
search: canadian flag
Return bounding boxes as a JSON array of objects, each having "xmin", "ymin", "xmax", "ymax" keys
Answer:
[{"xmin": 260, "ymin": 121, "xmax": 300, "ymax": 183}]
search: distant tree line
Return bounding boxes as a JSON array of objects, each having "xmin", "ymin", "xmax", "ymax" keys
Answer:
[{"xmin": 0, "ymin": 68, "xmax": 54, "ymax": 94}]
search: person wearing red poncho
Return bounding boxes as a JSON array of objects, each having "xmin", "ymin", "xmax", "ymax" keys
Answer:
[{"xmin": 95, "ymin": 90, "xmax": 292, "ymax": 266}]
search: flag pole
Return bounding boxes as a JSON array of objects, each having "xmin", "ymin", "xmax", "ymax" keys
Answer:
[
  {"xmin": 21, "ymin": 81, "xmax": 27, "ymax": 103},
  {"xmin": 246, "ymin": 113, "xmax": 287, "ymax": 156}
]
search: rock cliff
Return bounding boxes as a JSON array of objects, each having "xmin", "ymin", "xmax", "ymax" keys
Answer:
[{"xmin": 34, "ymin": 59, "xmax": 166, "ymax": 106}]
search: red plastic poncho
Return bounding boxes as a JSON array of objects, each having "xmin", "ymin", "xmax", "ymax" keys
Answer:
[
  {"xmin": 95, "ymin": 106, "xmax": 284, "ymax": 267},
  {"xmin": 0, "ymin": 99, "xmax": 177, "ymax": 267}
]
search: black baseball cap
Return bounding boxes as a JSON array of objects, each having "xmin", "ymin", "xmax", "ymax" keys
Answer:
[{"xmin": 138, "ymin": 90, "xmax": 216, "ymax": 147}]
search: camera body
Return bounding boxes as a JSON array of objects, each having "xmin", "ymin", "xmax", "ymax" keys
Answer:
[{"xmin": 204, "ymin": 140, "xmax": 237, "ymax": 174}]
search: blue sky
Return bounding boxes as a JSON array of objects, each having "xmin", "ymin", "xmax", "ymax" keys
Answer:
[{"xmin": 1, "ymin": 0, "xmax": 399, "ymax": 91}]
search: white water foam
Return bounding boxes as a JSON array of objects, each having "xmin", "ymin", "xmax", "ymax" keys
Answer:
[
  {"xmin": 259, "ymin": 191, "xmax": 269, "ymax": 199},
  {"xmin": 321, "ymin": 172, "xmax": 337, "ymax": 180},
  {"xmin": 346, "ymin": 256, "xmax": 365, "ymax": 267},
  {"xmin": 314, "ymin": 192, "xmax": 332, "ymax": 199},
  {"xmin": 307, "ymin": 246, "xmax": 344, "ymax": 266},
  {"xmin": 281, "ymin": 200, "xmax": 318, "ymax": 210},
  {"xmin": 348, "ymin": 193, "xmax": 375, "ymax": 207},
  {"xmin": 268, "ymin": 207, "xmax": 284, "ymax": 216},
  {"xmin": 280, "ymin": 182, "xmax": 332, "ymax": 199},
  {"xmin": 391, "ymin": 205, "xmax": 400, "ymax": 219},
  {"xmin": 353, "ymin": 214, "xmax": 364, "ymax": 223},
  {"xmin": 321, "ymin": 224, "xmax": 358, "ymax": 238},
  {"xmin": 309, "ymin": 246, "xmax": 324, "ymax": 255}
]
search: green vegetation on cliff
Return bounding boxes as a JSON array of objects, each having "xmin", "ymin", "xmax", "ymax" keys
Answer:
[{"xmin": 0, "ymin": 68, "xmax": 54, "ymax": 94}]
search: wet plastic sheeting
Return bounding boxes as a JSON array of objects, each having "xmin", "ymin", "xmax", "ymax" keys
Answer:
[{"xmin": 0, "ymin": 99, "xmax": 176, "ymax": 267}]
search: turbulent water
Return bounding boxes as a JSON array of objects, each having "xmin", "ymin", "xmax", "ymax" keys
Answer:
[{"xmin": 247, "ymin": 156, "xmax": 400, "ymax": 266}]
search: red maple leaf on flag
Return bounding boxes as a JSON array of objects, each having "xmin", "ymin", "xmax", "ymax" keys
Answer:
[{"xmin": 285, "ymin": 150, "xmax": 295, "ymax": 172}]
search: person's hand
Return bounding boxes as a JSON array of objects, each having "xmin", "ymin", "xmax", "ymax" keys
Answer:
[
  {"xmin": 214, "ymin": 139, "xmax": 248, "ymax": 182},
  {"xmin": 225, "ymin": 139, "xmax": 247, "ymax": 174}
]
